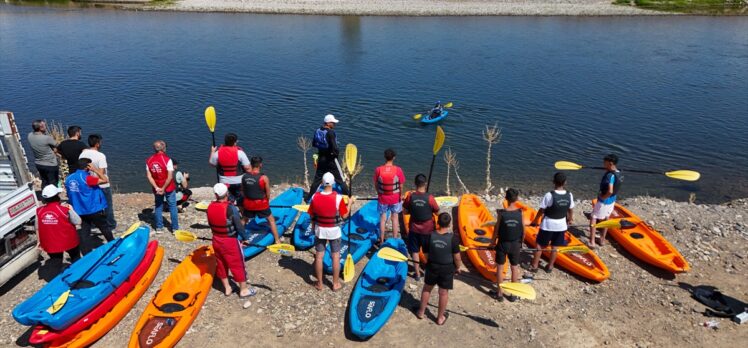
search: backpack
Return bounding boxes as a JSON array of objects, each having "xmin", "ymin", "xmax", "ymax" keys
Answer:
[{"xmin": 313, "ymin": 128, "xmax": 329, "ymax": 150}]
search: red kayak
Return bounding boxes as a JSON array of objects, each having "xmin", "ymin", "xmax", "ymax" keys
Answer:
[{"xmin": 28, "ymin": 241, "xmax": 159, "ymax": 345}]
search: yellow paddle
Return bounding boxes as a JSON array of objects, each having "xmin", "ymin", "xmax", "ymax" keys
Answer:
[
  {"xmin": 47, "ymin": 222, "xmax": 142, "ymax": 314},
  {"xmin": 499, "ymin": 282, "xmax": 536, "ymax": 300},
  {"xmin": 413, "ymin": 102, "xmax": 453, "ymax": 120},
  {"xmin": 554, "ymin": 161, "xmax": 701, "ymax": 182},
  {"xmin": 205, "ymin": 106, "xmax": 216, "ymax": 146},
  {"xmin": 174, "ymin": 230, "xmax": 295, "ymax": 256},
  {"xmin": 434, "ymin": 196, "xmax": 458, "ymax": 208},
  {"xmin": 593, "ymin": 218, "xmax": 637, "ymax": 229},
  {"xmin": 343, "ymin": 143, "xmax": 358, "ymax": 283},
  {"xmin": 377, "ymin": 247, "xmax": 409, "ymax": 262},
  {"xmin": 426, "ymin": 126, "xmax": 445, "ymax": 192},
  {"xmin": 197, "ymin": 201, "xmax": 309, "ymax": 212}
]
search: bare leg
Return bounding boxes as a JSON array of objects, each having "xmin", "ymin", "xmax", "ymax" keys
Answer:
[
  {"xmin": 599, "ymin": 228, "xmax": 608, "ymax": 246},
  {"xmin": 437, "ymin": 288, "xmax": 449, "ymax": 325},
  {"xmin": 332, "ymin": 251, "xmax": 342, "ymax": 291},
  {"xmin": 412, "ymin": 252, "xmax": 422, "ymax": 278},
  {"xmin": 379, "ymin": 213, "xmax": 387, "ymax": 244},
  {"xmin": 496, "ymin": 264, "xmax": 504, "ymax": 298},
  {"xmin": 548, "ymin": 247, "xmax": 558, "ymax": 270},
  {"xmin": 238, "ymin": 281, "xmax": 250, "ymax": 297},
  {"xmin": 220, "ymin": 278, "xmax": 232, "ymax": 296},
  {"xmin": 531, "ymin": 250, "xmax": 542, "ymax": 270},
  {"xmin": 589, "ymin": 217, "xmax": 598, "ymax": 247},
  {"xmin": 267, "ymin": 214, "xmax": 281, "ymax": 244},
  {"xmin": 417, "ymin": 284, "xmax": 434, "ymax": 319},
  {"xmin": 390, "ymin": 212, "xmax": 399, "ymax": 239},
  {"xmin": 314, "ymin": 251, "xmax": 324, "ymax": 290},
  {"xmin": 510, "ymin": 264, "xmax": 520, "ymax": 283}
]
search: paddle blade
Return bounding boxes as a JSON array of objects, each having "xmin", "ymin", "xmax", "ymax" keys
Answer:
[
  {"xmin": 433, "ymin": 126, "xmax": 445, "ymax": 155},
  {"xmin": 47, "ymin": 290, "xmax": 70, "ymax": 314},
  {"xmin": 499, "ymin": 282, "xmax": 536, "ymax": 300},
  {"xmin": 459, "ymin": 245, "xmax": 468, "ymax": 252},
  {"xmin": 558, "ymin": 245, "xmax": 591, "ymax": 254},
  {"xmin": 292, "ymin": 204, "xmax": 310, "ymax": 212},
  {"xmin": 665, "ymin": 170, "xmax": 701, "ymax": 182},
  {"xmin": 343, "ymin": 254, "xmax": 355, "ymax": 282},
  {"xmin": 555, "ymin": 161, "xmax": 583, "ymax": 170},
  {"xmin": 480, "ymin": 221, "xmax": 497, "ymax": 228},
  {"xmin": 205, "ymin": 106, "xmax": 216, "ymax": 132},
  {"xmin": 174, "ymin": 230, "xmax": 197, "ymax": 242},
  {"xmin": 195, "ymin": 201, "xmax": 209, "ymax": 211},
  {"xmin": 122, "ymin": 222, "xmax": 141, "ymax": 237},
  {"xmin": 267, "ymin": 243, "xmax": 295, "ymax": 256},
  {"xmin": 443, "ymin": 102, "xmax": 453, "ymax": 108},
  {"xmin": 434, "ymin": 196, "xmax": 458, "ymax": 208},
  {"xmin": 594, "ymin": 219, "xmax": 624, "ymax": 229},
  {"xmin": 377, "ymin": 247, "xmax": 409, "ymax": 262},
  {"xmin": 413, "ymin": 113, "xmax": 423, "ymax": 120},
  {"xmin": 345, "ymin": 143, "xmax": 358, "ymax": 175}
]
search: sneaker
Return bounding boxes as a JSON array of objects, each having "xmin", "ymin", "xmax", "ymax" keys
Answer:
[
  {"xmin": 507, "ymin": 295, "xmax": 519, "ymax": 302},
  {"xmin": 155, "ymin": 228, "xmax": 164, "ymax": 234},
  {"xmin": 545, "ymin": 266, "xmax": 554, "ymax": 274},
  {"xmin": 414, "ymin": 274, "xmax": 421, "ymax": 282}
]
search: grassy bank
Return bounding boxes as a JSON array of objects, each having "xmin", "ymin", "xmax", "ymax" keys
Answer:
[{"xmin": 616, "ymin": 0, "xmax": 748, "ymax": 14}]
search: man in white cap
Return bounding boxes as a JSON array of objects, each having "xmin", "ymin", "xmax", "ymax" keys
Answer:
[
  {"xmin": 306, "ymin": 114, "xmax": 349, "ymax": 202},
  {"xmin": 36, "ymin": 185, "xmax": 82, "ymax": 271},
  {"xmin": 308, "ymin": 172, "xmax": 349, "ymax": 291}
]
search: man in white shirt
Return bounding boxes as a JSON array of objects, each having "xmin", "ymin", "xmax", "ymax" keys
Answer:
[
  {"xmin": 79, "ymin": 134, "xmax": 117, "ymax": 231},
  {"xmin": 529, "ymin": 172, "xmax": 575, "ymax": 273}
]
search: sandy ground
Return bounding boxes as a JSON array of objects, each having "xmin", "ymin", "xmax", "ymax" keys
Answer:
[
  {"xmin": 161, "ymin": 0, "xmax": 660, "ymax": 16},
  {"xmin": 1, "ymin": 184, "xmax": 747, "ymax": 347}
]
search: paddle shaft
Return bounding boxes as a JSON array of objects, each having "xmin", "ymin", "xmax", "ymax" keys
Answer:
[
  {"xmin": 426, "ymin": 154, "xmax": 436, "ymax": 192},
  {"xmin": 587, "ymin": 166, "xmax": 661, "ymax": 175}
]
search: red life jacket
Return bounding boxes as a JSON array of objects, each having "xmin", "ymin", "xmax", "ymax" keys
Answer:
[
  {"xmin": 310, "ymin": 192, "xmax": 343, "ymax": 227},
  {"xmin": 241, "ymin": 171, "xmax": 269, "ymax": 210},
  {"xmin": 376, "ymin": 165, "xmax": 401, "ymax": 195},
  {"xmin": 207, "ymin": 201, "xmax": 235, "ymax": 236},
  {"xmin": 36, "ymin": 202, "xmax": 79, "ymax": 253},
  {"xmin": 216, "ymin": 146, "xmax": 243, "ymax": 177},
  {"xmin": 146, "ymin": 152, "xmax": 176, "ymax": 193}
]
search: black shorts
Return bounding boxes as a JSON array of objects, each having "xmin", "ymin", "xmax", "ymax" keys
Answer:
[
  {"xmin": 496, "ymin": 241, "xmax": 521, "ymax": 266},
  {"xmin": 536, "ymin": 229, "xmax": 567, "ymax": 247},
  {"xmin": 242, "ymin": 208, "xmax": 272, "ymax": 219},
  {"xmin": 406, "ymin": 232, "xmax": 430, "ymax": 254},
  {"xmin": 425, "ymin": 263, "xmax": 455, "ymax": 290}
]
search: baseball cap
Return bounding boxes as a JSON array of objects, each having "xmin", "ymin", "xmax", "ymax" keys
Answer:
[
  {"xmin": 213, "ymin": 183, "xmax": 228, "ymax": 196},
  {"xmin": 41, "ymin": 185, "xmax": 62, "ymax": 199},
  {"xmin": 322, "ymin": 172, "xmax": 335, "ymax": 186},
  {"xmin": 323, "ymin": 114, "xmax": 339, "ymax": 124}
]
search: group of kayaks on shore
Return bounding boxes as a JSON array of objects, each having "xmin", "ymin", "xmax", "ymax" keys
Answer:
[{"xmin": 13, "ymin": 112, "xmax": 693, "ymax": 345}]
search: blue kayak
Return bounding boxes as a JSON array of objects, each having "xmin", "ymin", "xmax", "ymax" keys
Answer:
[
  {"xmin": 241, "ymin": 187, "xmax": 303, "ymax": 259},
  {"xmin": 348, "ymin": 238, "xmax": 408, "ymax": 339},
  {"xmin": 13, "ymin": 226, "xmax": 149, "ymax": 330},
  {"xmin": 323, "ymin": 200, "xmax": 382, "ymax": 274},
  {"xmin": 293, "ymin": 184, "xmax": 345, "ymax": 250},
  {"xmin": 421, "ymin": 110, "xmax": 448, "ymax": 124}
]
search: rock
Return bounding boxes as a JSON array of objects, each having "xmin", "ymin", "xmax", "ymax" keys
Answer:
[{"xmin": 674, "ymin": 222, "xmax": 686, "ymax": 231}]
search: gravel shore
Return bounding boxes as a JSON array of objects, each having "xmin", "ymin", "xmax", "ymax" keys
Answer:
[
  {"xmin": 162, "ymin": 0, "xmax": 662, "ymax": 16},
  {"xmin": 1, "ymin": 184, "xmax": 746, "ymax": 347}
]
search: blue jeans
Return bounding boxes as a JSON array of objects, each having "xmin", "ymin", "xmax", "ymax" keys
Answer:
[
  {"xmin": 154, "ymin": 190, "xmax": 179, "ymax": 230},
  {"xmin": 102, "ymin": 187, "xmax": 117, "ymax": 231}
]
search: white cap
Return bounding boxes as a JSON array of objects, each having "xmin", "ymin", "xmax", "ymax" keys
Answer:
[
  {"xmin": 322, "ymin": 172, "xmax": 335, "ymax": 186},
  {"xmin": 323, "ymin": 114, "xmax": 339, "ymax": 124},
  {"xmin": 41, "ymin": 185, "xmax": 62, "ymax": 199},
  {"xmin": 213, "ymin": 183, "xmax": 228, "ymax": 197}
]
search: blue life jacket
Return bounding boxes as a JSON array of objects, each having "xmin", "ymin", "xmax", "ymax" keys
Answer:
[{"xmin": 65, "ymin": 169, "xmax": 107, "ymax": 215}]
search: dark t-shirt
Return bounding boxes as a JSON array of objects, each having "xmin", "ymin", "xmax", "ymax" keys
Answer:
[
  {"xmin": 58, "ymin": 140, "xmax": 88, "ymax": 169},
  {"xmin": 423, "ymin": 231, "xmax": 460, "ymax": 265}
]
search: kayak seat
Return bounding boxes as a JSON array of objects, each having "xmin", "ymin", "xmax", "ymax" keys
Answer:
[
  {"xmin": 349, "ymin": 233, "xmax": 366, "ymax": 241},
  {"xmin": 159, "ymin": 303, "xmax": 186, "ymax": 313},
  {"xmin": 71, "ymin": 280, "xmax": 96, "ymax": 289},
  {"xmin": 356, "ymin": 227, "xmax": 367, "ymax": 234},
  {"xmin": 365, "ymin": 283, "xmax": 390, "ymax": 293},
  {"xmin": 630, "ymin": 232, "xmax": 644, "ymax": 239},
  {"xmin": 474, "ymin": 229, "xmax": 487, "ymax": 236},
  {"xmin": 173, "ymin": 292, "xmax": 189, "ymax": 301}
]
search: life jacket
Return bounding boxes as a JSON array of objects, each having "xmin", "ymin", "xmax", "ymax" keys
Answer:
[
  {"xmin": 408, "ymin": 191, "xmax": 433, "ymax": 222},
  {"xmin": 312, "ymin": 127, "xmax": 330, "ymax": 150},
  {"xmin": 544, "ymin": 191, "xmax": 571, "ymax": 219},
  {"xmin": 599, "ymin": 170, "xmax": 622, "ymax": 199},
  {"xmin": 497, "ymin": 209, "xmax": 524, "ymax": 242},
  {"xmin": 207, "ymin": 201, "xmax": 236, "ymax": 236},
  {"xmin": 376, "ymin": 165, "xmax": 401, "ymax": 195},
  {"xmin": 216, "ymin": 146, "xmax": 243, "ymax": 177},
  {"xmin": 64, "ymin": 169, "xmax": 107, "ymax": 215},
  {"xmin": 428, "ymin": 231, "xmax": 455, "ymax": 265},
  {"xmin": 146, "ymin": 152, "xmax": 176, "ymax": 193},
  {"xmin": 36, "ymin": 202, "xmax": 79, "ymax": 253},
  {"xmin": 310, "ymin": 192, "xmax": 343, "ymax": 227},
  {"xmin": 241, "ymin": 171, "xmax": 269, "ymax": 210}
]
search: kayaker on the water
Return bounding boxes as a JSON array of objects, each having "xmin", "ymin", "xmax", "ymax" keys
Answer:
[
  {"xmin": 305, "ymin": 114, "xmax": 349, "ymax": 202},
  {"xmin": 308, "ymin": 172, "xmax": 349, "ymax": 291},
  {"xmin": 492, "ymin": 188, "xmax": 523, "ymax": 302},
  {"xmin": 429, "ymin": 101, "xmax": 443, "ymax": 119},
  {"xmin": 209, "ymin": 133, "xmax": 251, "ymax": 205},
  {"xmin": 208, "ymin": 183, "xmax": 256, "ymax": 298},
  {"xmin": 402, "ymin": 173, "xmax": 439, "ymax": 281},
  {"xmin": 241, "ymin": 156, "xmax": 281, "ymax": 244},
  {"xmin": 529, "ymin": 172, "xmax": 574, "ymax": 273},
  {"xmin": 36, "ymin": 184, "xmax": 81, "ymax": 272},
  {"xmin": 64, "ymin": 158, "xmax": 113, "ymax": 255},
  {"xmin": 146, "ymin": 140, "xmax": 179, "ymax": 234},
  {"xmin": 374, "ymin": 148, "xmax": 405, "ymax": 245},
  {"xmin": 589, "ymin": 154, "xmax": 621, "ymax": 249},
  {"xmin": 173, "ymin": 159, "xmax": 192, "ymax": 212},
  {"xmin": 416, "ymin": 213, "xmax": 464, "ymax": 325}
]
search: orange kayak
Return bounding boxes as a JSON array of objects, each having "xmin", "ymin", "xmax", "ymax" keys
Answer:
[
  {"xmin": 457, "ymin": 194, "xmax": 507, "ymax": 282},
  {"xmin": 598, "ymin": 200, "xmax": 689, "ymax": 273},
  {"xmin": 47, "ymin": 244, "xmax": 164, "ymax": 348},
  {"xmin": 507, "ymin": 200, "xmax": 610, "ymax": 282},
  {"xmin": 128, "ymin": 246, "xmax": 216, "ymax": 348}
]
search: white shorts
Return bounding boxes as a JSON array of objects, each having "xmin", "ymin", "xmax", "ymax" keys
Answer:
[{"xmin": 592, "ymin": 201, "xmax": 615, "ymax": 220}]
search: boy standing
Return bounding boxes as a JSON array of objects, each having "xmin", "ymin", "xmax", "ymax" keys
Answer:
[
  {"xmin": 493, "ymin": 188, "xmax": 524, "ymax": 302},
  {"xmin": 402, "ymin": 173, "xmax": 440, "ymax": 281},
  {"xmin": 373, "ymin": 148, "xmax": 405, "ymax": 244},
  {"xmin": 308, "ymin": 172, "xmax": 349, "ymax": 291},
  {"xmin": 530, "ymin": 172, "xmax": 574, "ymax": 273},
  {"xmin": 241, "ymin": 156, "xmax": 281, "ymax": 244},
  {"xmin": 589, "ymin": 154, "xmax": 622, "ymax": 248}
]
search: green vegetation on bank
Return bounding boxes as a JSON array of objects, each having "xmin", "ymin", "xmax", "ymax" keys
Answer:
[{"xmin": 615, "ymin": 0, "xmax": 748, "ymax": 14}]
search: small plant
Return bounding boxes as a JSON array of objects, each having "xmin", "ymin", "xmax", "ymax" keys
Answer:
[
  {"xmin": 296, "ymin": 135, "xmax": 312, "ymax": 188},
  {"xmin": 444, "ymin": 148, "xmax": 469, "ymax": 194},
  {"xmin": 47, "ymin": 120, "xmax": 69, "ymax": 181},
  {"xmin": 482, "ymin": 121, "xmax": 502, "ymax": 196}
]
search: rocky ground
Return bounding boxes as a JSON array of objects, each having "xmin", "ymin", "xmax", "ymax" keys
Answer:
[{"xmin": 1, "ymin": 184, "xmax": 746, "ymax": 347}]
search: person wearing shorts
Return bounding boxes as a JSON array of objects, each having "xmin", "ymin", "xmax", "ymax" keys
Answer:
[
  {"xmin": 308, "ymin": 172, "xmax": 349, "ymax": 291},
  {"xmin": 530, "ymin": 172, "xmax": 575, "ymax": 273},
  {"xmin": 403, "ymin": 173, "xmax": 440, "ymax": 281},
  {"xmin": 416, "ymin": 213, "xmax": 464, "ymax": 326},
  {"xmin": 373, "ymin": 148, "xmax": 405, "ymax": 244},
  {"xmin": 493, "ymin": 188, "xmax": 524, "ymax": 302},
  {"xmin": 241, "ymin": 156, "xmax": 280, "ymax": 244},
  {"xmin": 589, "ymin": 154, "xmax": 622, "ymax": 248}
]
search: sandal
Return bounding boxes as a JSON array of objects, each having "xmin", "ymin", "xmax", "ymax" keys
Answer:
[
  {"xmin": 239, "ymin": 287, "xmax": 257, "ymax": 298},
  {"xmin": 436, "ymin": 313, "xmax": 449, "ymax": 326}
]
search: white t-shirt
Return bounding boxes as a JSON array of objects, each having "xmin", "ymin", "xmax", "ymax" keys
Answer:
[
  {"xmin": 209, "ymin": 149, "xmax": 249, "ymax": 184},
  {"xmin": 314, "ymin": 191, "xmax": 344, "ymax": 240},
  {"xmin": 539, "ymin": 190, "xmax": 575, "ymax": 232},
  {"xmin": 79, "ymin": 149, "xmax": 110, "ymax": 189}
]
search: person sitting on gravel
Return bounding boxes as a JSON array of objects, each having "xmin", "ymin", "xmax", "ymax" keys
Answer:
[
  {"xmin": 416, "ymin": 213, "xmax": 464, "ymax": 325},
  {"xmin": 530, "ymin": 172, "xmax": 574, "ymax": 273},
  {"xmin": 492, "ymin": 188, "xmax": 524, "ymax": 302},
  {"xmin": 308, "ymin": 172, "xmax": 349, "ymax": 291},
  {"xmin": 589, "ymin": 154, "xmax": 622, "ymax": 248},
  {"xmin": 207, "ymin": 183, "xmax": 256, "ymax": 298},
  {"xmin": 241, "ymin": 156, "xmax": 281, "ymax": 244},
  {"xmin": 403, "ymin": 173, "xmax": 440, "ymax": 281},
  {"xmin": 173, "ymin": 160, "xmax": 192, "ymax": 212},
  {"xmin": 36, "ymin": 184, "xmax": 82, "ymax": 272}
]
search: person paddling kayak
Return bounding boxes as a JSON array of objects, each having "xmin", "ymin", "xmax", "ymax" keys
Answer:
[
  {"xmin": 241, "ymin": 156, "xmax": 281, "ymax": 244},
  {"xmin": 529, "ymin": 172, "xmax": 574, "ymax": 273},
  {"xmin": 492, "ymin": 188, "xmax": 523, "ymax": 302},
  {"xmin": 305, "ymin": 114, "xmax": 349, "ymax": 202},
  {"xmin": 374, "ymin": 148, "xmax": 405, "ymax": 245},
  {"xmin": 589, "ymin": 154, "xmax": 622, "ymax": 248},
  {"xmin": 402, "ymin": 173, "xmax": 439, "ymax": 281},
  {"xmin": 308, "ymin": 172, "xmax": 349, "ymax": 291},
  {"xmin": 428, "ymin": 101, "xmax": 443, "ymax": 119},
  {"xmin": 209, "ymin": 133, "xmax": 251, "ymax": 205}
]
